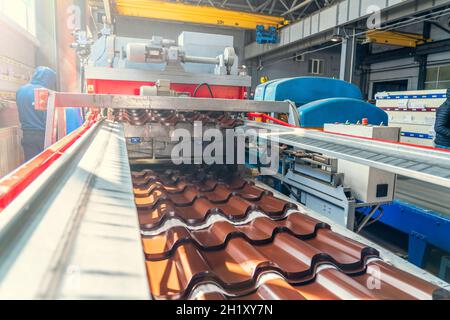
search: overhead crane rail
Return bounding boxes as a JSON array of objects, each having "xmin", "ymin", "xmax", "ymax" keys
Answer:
[{"xmin": 113, "ymin": 0, "xmax": 287, "ymax": 30}]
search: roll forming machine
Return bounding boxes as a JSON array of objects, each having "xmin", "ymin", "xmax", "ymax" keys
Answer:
[
  {"xmin": 79, "ymin": 30, "xmax": 251, "ymax": 99},
  {"xmin": 0, "ymin": 31, "xmax": 449, "ymax": 299},
  {"xmin": 0, "ymin": 87, "xmax": 449, "ymax": 299}
]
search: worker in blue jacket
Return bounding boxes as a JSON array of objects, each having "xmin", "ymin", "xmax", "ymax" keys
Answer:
[
  {"xmin": 16, "ymin": 67, "xmax": 57, "ymax": 161},
  {"xmin": 434, "ymin": 87, "xmax": 450, "ymax": 150}
]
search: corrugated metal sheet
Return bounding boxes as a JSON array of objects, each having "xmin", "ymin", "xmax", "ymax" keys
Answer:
[
  {"xmin": 116, "ymin": 110, "xmax": 243, "ymax": 128},
  {"xmin": 133, "ymin": 167, "xmax": 449, "ymax": 300}
]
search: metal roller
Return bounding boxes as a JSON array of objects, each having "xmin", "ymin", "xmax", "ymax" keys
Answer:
[{"xmin": 126, "ymin": 43, "xmax": 147, "ymax": 63}]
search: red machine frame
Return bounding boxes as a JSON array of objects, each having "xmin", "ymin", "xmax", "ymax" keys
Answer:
[{"xmin": 86, "ymin": 79, "xmax": 247, "ymax": 100}]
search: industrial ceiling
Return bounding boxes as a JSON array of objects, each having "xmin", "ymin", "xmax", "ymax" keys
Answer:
[{"xmin": 87, "ymin": 0, "xmax": 339, "ymax": 29}]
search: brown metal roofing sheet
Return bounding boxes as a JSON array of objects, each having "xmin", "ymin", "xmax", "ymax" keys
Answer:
[
  {"xmin": 142, "ymin": 214, "xmax": 330, "ymax": 260},
  {"xmin": 132, "ymin": 167, "xmax": 448, "ymax": 300},
  {"xmin": 115, "ymin": 110, "xmax": 243, "ymax": 128},
  {"xmin": 192, "ymin": 267, "xmax": 417, "ymax": 301},
  {"xmin": 144, "ymin": 229, "xmax": 379, "ymax": 300},
  {"xmin": 135, "ymin": 176, "xmax": 298, "ymax": 230}
]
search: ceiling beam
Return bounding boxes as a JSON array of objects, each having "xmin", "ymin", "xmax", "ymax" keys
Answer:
[
  {"xmin": 282, "ymin": 0, "xmax": 314, "ymax": 17},
  {"xmin": 114, "ymin": 0, "xmax": 286, "ymax": 30}
]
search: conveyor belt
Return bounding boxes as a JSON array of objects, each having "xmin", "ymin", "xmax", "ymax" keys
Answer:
[{"xmin": 244, "ymin": 122, "xmax": 450, "ymax": 188}]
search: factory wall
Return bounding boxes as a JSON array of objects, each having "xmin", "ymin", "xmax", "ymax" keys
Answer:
[
  {"xmin": 368, "ymin": 57, "xmax": 419, "ymax": 98},
  {"xmin": 0, "ymin": 13, "xmax": 37, "ymax": 175},
  {"xmin": 249, "ymin": 47, "xmax": 342, "ymax": 91},
  {"xmin": 0, "ymin": 14, "xmax": 36, "ymax": 104},
  {"xmin": 35, "ymin": 0, "xmax": 57, "ymax": 71},
  {"xmin": 367, "ymin": 15, "xmax": 450, "ymax": 98}
]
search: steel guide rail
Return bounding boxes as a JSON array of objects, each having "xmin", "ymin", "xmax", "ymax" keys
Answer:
[
  {"xmin": 243, "ymin": 122, "xmax": 450, "ymax": 188},
  {"xmin": 0, "ymin": 121, "xmax": 149, "ymax": 299},
  {"xmin": 35, "ymin": 90, "xmax": 292, "ymax": 113}
]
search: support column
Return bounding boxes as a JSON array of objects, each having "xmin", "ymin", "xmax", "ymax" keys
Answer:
[
  {"xmin": 35, "ymin": 0, "xmax": 58, "ymax": 70},
  {"xmin": 417, "ymin": 22, "xmax": 431, "ymax": 90},
  {"xmin": 408, "ymin": 231, "xmax": 428, "ymax": 268},
  {"xmin": 339, "ymin": 29, "xmax": 357, "ymax": 83},
  {"xmin": 55, "ymin": 0, "xmax": 87, "ymax": 138}
]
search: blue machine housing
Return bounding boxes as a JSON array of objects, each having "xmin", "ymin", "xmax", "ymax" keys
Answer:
[
  {"xmin": 255, "ymin": 77, "xmax": 363, "ymax": 105},
  {"xmin": 255, "ymin": 77, "xmax": 387, "ymax": 127},
  {"xmin": 299, "ymin": 98, "xmax": 388, "ymax": 128},
  {"xmin": 256, "ymin": 25, "xmax": 279, "ymax": 44},
  {"xmin": 359, "ymin": 200, "xmax": 450, "ymax": 277}
]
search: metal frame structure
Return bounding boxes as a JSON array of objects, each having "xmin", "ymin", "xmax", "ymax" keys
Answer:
[
  {"xmin": 365, "ymin": 30, "xmax": 431, "ymax": 48},
  {"xmin": 99, "ymin": 0, "xmax": 288, "ymax": 29},
  {"xmin": 1, "ymin": 86, "xmax": 449, "ymax": 296},
  {"xmin": 85, "ymin": 67, "xmax": 252, "ymax": 88},
  {"xmin": 355, "ymin": 195, "xmax": 450, "ymax": 277},
  {"xmin": 34, "ymin": 89, "xmax": 294, "ymax": 148},
  {"xmin": 95, "ymin": 0, "xmax": 336, "ymax": 25},
  {"xmin": 247, "ymin": 121, "xmax": 450, "ymax": 275}
]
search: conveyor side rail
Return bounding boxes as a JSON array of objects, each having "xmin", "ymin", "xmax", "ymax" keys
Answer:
[{"xmin": 245, "ymin": 122, "xmax": 450, "ymax": 188}]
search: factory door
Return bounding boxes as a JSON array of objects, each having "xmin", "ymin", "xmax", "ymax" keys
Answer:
[{"xmin": 372, "ymin": 80, "xmax": 408, "ymax": 99}]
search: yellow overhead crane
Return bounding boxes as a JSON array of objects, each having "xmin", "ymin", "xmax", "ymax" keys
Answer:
[
  {"xmin": 365, "ymin": 30, "xmax": 432, "ymax": 48},
  {"xmin": 113, "ymin": 0, "xmax": 287, "ymax": 30}
]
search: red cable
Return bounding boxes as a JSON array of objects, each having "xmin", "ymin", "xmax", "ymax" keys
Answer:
[{"xmin": 247, "ymin": 113, "xmax": 298, "ymax": 128}]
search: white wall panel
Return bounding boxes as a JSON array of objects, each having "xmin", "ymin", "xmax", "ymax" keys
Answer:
[
  {"xmin": 320, "ymin": 5, "xmax": 338, "ymax": 32},
  {"xmin": 290, "ymin": 21, "xmax": 303, "ymax": 42},
  {"xmin": 311, "ymin": 13, "xmax": 319, "ymax": 34},
  {"xmin": 361, "ymin": 0, "xmax": 388, "ymax": 16},
  {"xmin": 338, "ymin": 0, "xmax": 349, "ymax": 25},
  {"xmin": 303, "ymin": 16, "xmax": 311, "ymax": 37},
  {"xmin": 348, "ymin": 0, "xmax": 361, "ymax": 20},
  {"xmin": 388, "ymin": 0, "xmax": 404, "ymax": 5}
]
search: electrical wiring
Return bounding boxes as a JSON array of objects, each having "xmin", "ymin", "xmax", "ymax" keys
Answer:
[{"xmin": 193, "ymin": 83, "xmax": 214, "ymax": 98}]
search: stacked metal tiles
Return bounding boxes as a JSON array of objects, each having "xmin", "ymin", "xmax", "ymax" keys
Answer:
[{"xmin": 132, "ymin": 167, "xmax": 447, "ymax": 300}]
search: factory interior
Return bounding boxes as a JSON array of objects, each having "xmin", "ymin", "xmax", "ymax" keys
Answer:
[{"xmin": 1, "ymin": 0, "xmax": 450, "ymax": 302}]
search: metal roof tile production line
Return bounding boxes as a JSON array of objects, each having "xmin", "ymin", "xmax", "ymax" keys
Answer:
[
  {"xmin": 132, "ymin": 167, "xmax": 447, "ymax": 300},
  {"xmin": 2, "ymin": 0, "xmax": 450, "ymax": 305}
]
